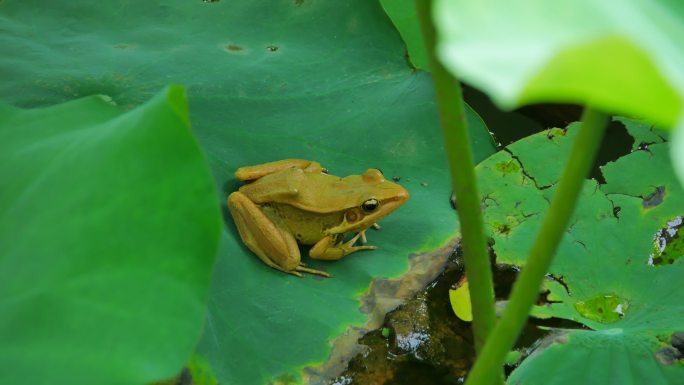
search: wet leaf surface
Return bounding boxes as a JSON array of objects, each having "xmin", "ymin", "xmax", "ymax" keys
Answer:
[{"xmin": 0, "ymin": 1, "xmax": 497, "ymax": 384}]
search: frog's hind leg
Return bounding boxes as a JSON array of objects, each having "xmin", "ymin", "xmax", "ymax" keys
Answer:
[
  {"xmin": 228, "ymin": 191, "xmax": 301, "ymax": 274},
  {"xmin": 228, "ymin": 191, "xmax": 331, "ymax": 278},
  {"xmin": 235, "ymin": 159, "xmax": 324, "ymax": 181}
]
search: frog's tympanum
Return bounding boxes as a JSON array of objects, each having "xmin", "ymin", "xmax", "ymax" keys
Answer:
[{"xmin": 228, "ymin": 159, "xmax": 409, "ymax": 278}]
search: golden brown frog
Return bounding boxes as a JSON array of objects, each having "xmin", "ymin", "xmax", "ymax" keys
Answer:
[{"xmin": 228, "ymin": 159, "xmax": 409, "ymax": 277}]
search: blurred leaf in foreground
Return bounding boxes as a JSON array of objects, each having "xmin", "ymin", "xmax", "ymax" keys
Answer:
[{"xmin": 0, "ymin": 86, "xmax": 222, "ymax": 385}]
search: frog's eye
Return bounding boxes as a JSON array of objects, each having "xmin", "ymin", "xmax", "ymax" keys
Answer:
[{"xmin": 362, "ymin": 198, "xmax": 379, "ymax": 212}]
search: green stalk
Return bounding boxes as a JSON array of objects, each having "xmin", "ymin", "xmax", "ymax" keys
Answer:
[
  {"xmin": 464, "ymin": 108, "xmax": 609, "ymax": 385},
  {"xmin": 415, "ymin": 0, "xmax": 497, "ymax": 353}
]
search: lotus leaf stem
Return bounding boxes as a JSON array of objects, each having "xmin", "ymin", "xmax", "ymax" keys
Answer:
[
  {"xmin": 464, "ymin": 108, "xmax": 609, "ymax": 385},
  {"xmin": 415, "ymin": 0, "xmax": 497, "ymax": 353}
]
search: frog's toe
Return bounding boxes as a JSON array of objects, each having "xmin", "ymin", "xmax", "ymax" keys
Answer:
[
  {"xmin": 347, "ymin": 231, "xmax": 365, "ymax": 246},
  {"xmin": 352, "ymin": 245, "xmax": 377, "ymax": 252},
  {"xmin": 287, "ymin": 270, "xmax": 304, "ymax": 278},
  {"xmin": 359, "ymin": 230, "xmax": 368, "ymax": 244},
  {"xmin": 296, "ymin": 265, "xmax": 332, "ymax": 278}
]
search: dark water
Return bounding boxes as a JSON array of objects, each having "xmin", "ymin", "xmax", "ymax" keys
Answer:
[{"xmin": 330, "ymin": 248, "xmax": 558, "ymax": 385}]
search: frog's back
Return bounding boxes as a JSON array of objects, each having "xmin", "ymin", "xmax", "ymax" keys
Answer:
[
  {"xmin": 239, "ymin": 168, "xmax": 365, "ymax": 214},
  {"xmin": 238, "ymin": 168, "xmax": 305, "ymax": 205}
]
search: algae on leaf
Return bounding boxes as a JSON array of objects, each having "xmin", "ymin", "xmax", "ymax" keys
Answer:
[
  {"xmin": 0, "ymin": 86, "xmax": 222, "ymax": 385},
  {"xmin": 474, "ymin": 118, "xmax": 684, "ymax": 385}
]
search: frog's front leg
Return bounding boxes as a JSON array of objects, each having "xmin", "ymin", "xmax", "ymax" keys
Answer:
[
  {"xmin": 309, "ymin": 233, "xmax": 377, "ymax": 261},
  {"xmin": 359, "ymin": 223, "xmax": 382, "ymax": 244},
  {"xmin": 228, "ymin": 192, "xmax": 331, "ymax": 278}
]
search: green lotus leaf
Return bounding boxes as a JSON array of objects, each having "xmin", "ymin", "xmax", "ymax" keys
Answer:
[
  {"xmin": 511, "ymin": 330, "xmax": 684, "ymax": 385},
  {"xmin": 613, "ymin": 116, "xmax": 669, "ymax": 151},
  {"xmin": 475, "ymin": 118, "xmax": 684, "ymax": 384},
  {"xmin": 433, "ymin": 0, "xmax": 684, "ymax": 129},
  {"xmin": 0, "ymin": 1, "xmax": 496, "ymax": 384},
  {"xmin": 380, "ymin": 0, "xmax": 428, "ymax": 70},
  {"xmin": 0, "ymin": 86, "xmax": 222, "ymax": 385}
]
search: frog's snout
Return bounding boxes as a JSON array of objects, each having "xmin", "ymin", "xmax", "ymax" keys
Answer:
[
  {"xmin": 385, "ymin": 185, "xmax": 409, "ymax": 213},
  {"xmin": 397, "ymin": 186, "xmax": 409, "ymax": 203}
]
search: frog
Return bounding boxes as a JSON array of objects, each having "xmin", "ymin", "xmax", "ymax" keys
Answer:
[{"xmin": 227, "ymin": 159, "xmax": 409, "ymax": 278}]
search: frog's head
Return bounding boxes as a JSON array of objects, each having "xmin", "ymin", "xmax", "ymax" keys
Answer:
[{"xmin": 330, "ymin": 168, "xmax": 409, "ymax": 234}]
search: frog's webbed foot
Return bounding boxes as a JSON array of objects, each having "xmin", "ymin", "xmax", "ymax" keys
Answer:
[{"xmin": 310, "ymin": 233, "xmax": 377, "ymax": 261}]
